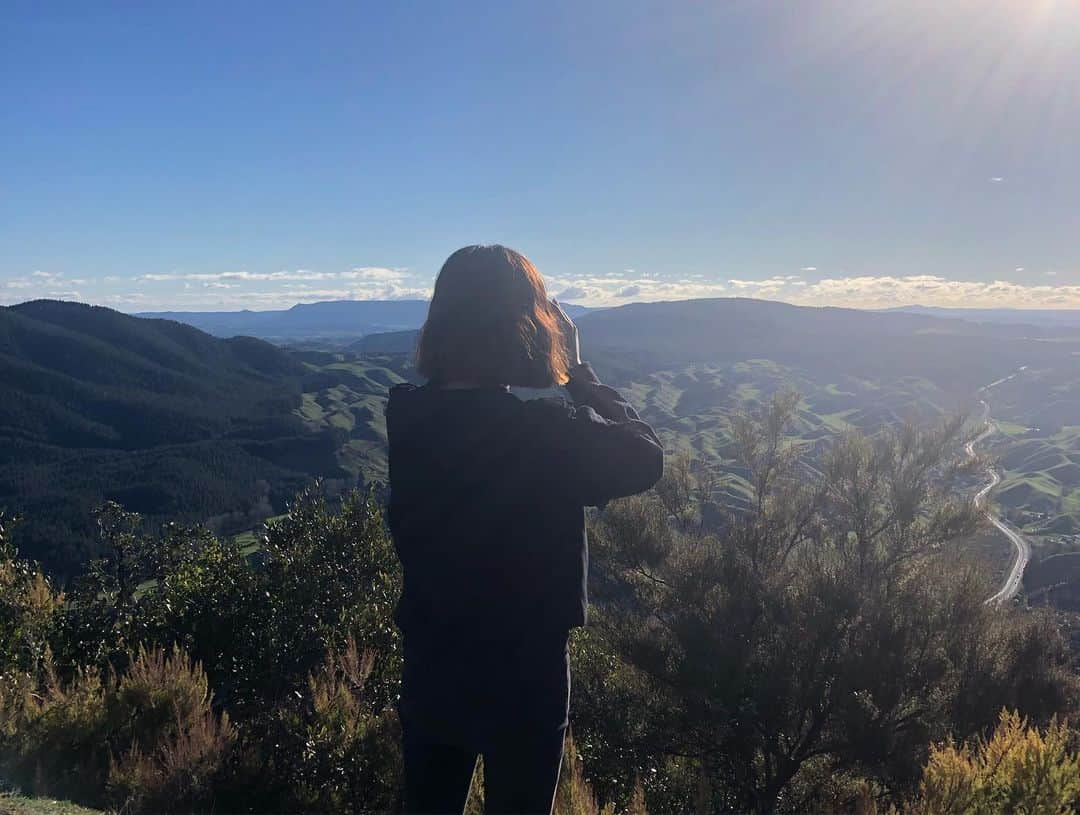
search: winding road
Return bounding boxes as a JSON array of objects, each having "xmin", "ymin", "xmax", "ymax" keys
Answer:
[{"xmin": 964, "ymin": 370, "xmax": 1032, "ymax": 606}]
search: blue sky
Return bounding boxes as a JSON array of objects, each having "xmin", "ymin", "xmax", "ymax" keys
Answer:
[{"xmin": 3, "ymin": 0, "xmax": 1079, "ymax": 311}]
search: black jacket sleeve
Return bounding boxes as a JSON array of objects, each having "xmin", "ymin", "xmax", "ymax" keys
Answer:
[{"xmin": 544, "ymin": 362, "xmax": 664, "ymax": 507}]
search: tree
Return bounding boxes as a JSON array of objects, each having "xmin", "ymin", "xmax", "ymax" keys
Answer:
[{"xmin": 574, "ymin": 394, "xmax": 1078, "ymax": 813}]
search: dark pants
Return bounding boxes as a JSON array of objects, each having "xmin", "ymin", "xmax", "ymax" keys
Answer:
[
  {"xmin": 398, "ymin": 630, "xmax": 571, "ymax": 815},
  {"xmin": 402, "ymin": 724, "xmax": 565, "ymax": 814}
]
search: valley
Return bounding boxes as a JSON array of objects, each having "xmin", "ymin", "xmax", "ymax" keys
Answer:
[{"xmin": 2, "ymin": 296, "xmax": 1078, "ymax": 615}]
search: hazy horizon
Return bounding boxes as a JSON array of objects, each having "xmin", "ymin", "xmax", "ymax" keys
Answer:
[{"xmin": 7, "ymin": 292, "xmax": 1080, "ymax": 319}]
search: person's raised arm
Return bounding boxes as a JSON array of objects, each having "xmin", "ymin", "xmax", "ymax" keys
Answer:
[{"xmin": 546, "ymin": 300, "xmax": 664, "ymax": 506}]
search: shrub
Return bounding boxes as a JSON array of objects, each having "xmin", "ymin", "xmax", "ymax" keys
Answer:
[
  {"xmin": 0, "ymin": 660, "xmax": 110, "ymax": 804},
  {"xmin": 30, "ymin": 487, "xmax": 404, "ymax": 814},
  {"xmin": 554, "ymin": 733, "xmax": 621, "ymax": 815},
  {"xmin": 106, "ymin": 644, "xmax": 235, "ymax": 814},
  {"xmin": 49, "ymin": 502, "xmax": 152, "ymax": 676},
  {"xmin": 276, "ymin": 637, "xmax": 401, "ymax": 814},
  {"xmin": 0, "ymin": 644, "xmax": 232, "ymax": 813},
  {"xmin": 909, "ymin": 710, "xmax": 1080, "ymax": 815},
  {"xmin": 0, "ymin": 512, "xmax": 63, "ymax": 682}
]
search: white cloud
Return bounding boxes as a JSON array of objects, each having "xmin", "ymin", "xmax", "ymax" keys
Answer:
[
  {"xmin": 135, "ymin": 267, "xmax": 410, "ymax": 285},
  {"xmin": 556, "ymin": 286, "xmax": 593, "ymax": 301},
  {"xmin": 546, "ymin": 273, "xmax": 728, "ymax": 306},
  {"xmin": 6, "ymin": 265, "xmax": 1079, "ymax": 312},
  {"xmin": 0, "ymin": 264, "xmax": 430, "ymax": 310},
  {"xmin": 1, "ymin": 271, "xmax": 83, "ymax": 300},
  {"xmin": 792, "ymin": 275, "xmax": 1080, "ymax": 308},
  {"xmin": 727, "ymin": 276, "xmax": 801, "ymax": 298},
  {"xmin": 536, "ymin": 270, "xmax": 1080, "ymax": 309},
  {"xmin": 340, "ymin": 267, "xmax": 409, "ymax": 282}
]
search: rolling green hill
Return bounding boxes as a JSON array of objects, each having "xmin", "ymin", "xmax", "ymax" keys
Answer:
[
  {"xmin": 977, "ymin": 365, "xmax": 1080, "ymax": 553},
  {"xmin": 0, "ymin": 302, "xmax": 378, "ymax": 576}
]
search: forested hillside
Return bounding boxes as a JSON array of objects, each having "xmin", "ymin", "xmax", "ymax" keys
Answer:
[{"xmin": 0, "ymin": 301, "xmax": 394, "ymax": 576}]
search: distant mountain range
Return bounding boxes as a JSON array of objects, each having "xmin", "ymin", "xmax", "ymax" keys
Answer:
[
  {"xmin": 137, "ymin": 299, "xmax": 595, "ymax": 341},
  {"xmin": 137, "ymin": 297, "xmax": 1080, "ymax": 344},
  {"xmin": 887, "ymin": 305, "xmax": 1080, "ymax": 328},
  {"xmin": 341, "ymin": 297, "xmax": 1078, "ymax": 394},
  {"xmin": 137, "ymin": 300, "xmax": 432, "ymax": 340}
]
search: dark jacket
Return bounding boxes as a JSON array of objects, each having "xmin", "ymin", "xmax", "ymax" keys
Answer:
[{"xmin": 386, "ymin": 362, "xmax": 664, "ymax": 640}]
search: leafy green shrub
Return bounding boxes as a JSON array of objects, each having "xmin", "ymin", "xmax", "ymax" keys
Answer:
[
  {"xmin": 233, "ymin": 486, "xmax": 402, "ymax": 717},
  {"xmin": 50, "ymin": 502, "xmax": 152, "ymax": 676},
  {"xmin": 31, "ymin": 487, "xmax": 404, "ymax": 813},
  {"xmin": 273, "ymin": 636, "xmax": 401, "ymax": 814}
]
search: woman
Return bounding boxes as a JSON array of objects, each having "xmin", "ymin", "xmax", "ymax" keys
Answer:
[{"xmin": 387, "ymin": 245, "xmax": 663, "ymax": 814}]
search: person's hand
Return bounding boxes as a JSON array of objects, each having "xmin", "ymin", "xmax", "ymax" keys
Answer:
[{"xmin": 550, "ymin": 298, "xmax": 582, "ymax": 367}]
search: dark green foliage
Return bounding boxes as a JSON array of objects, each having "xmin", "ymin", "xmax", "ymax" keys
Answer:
[
  {"xmin": 0, "ymin": 301, "xmax": 361, "ymax": 577},
  {"xmin": 217, "ymin": 486, "xmax": 402, "ymax": 719},
  {"xmin": 272, "ymin": 638, "xmax": 402, "ymax": 814},
  {"xmin": 32, "ymin": 486, "xmax": 403, "ymax": 813},
  {"xmin": 572, "ymin": 395, "xmax": 1079, "ymax": 814}
]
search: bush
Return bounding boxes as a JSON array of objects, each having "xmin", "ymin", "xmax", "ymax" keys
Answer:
[
  {"xmin": 0, "ymin": 644, "xmax": 232, "ymax": 813},
  {"xmin": 28, "ymin": 486, "xmax": 404, "ymax": 814},
  {"xmin": 553, "ymin": 733, "xmax": 627, "ymax": 815},
  {"xmin": 0, "ymin": 661, "xmax": 110, "ymax": 804},
  {"xmin": 276, "ymin": 637, "xmax": 401, "ymax": 814},
  {"xmin": 107, "ymin": 644, "xmax": 235, "ymax": 814},
  {"xmin": 909, "ymin": 710, "xmax": 1080, "ymax": 815},
  {"xmin": 0, "ymin": 512, "xmax": 63, "ymax": 682}
]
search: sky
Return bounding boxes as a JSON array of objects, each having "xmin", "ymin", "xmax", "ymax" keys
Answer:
[{"xmin": 3, "ymin": 0, "xmax": 1080, "ymax": 311}]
